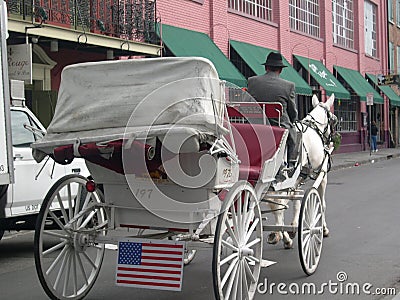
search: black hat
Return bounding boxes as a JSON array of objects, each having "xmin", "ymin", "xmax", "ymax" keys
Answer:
[{"xmin": 262, "ymin": 52, "xmax": 287, "ymax": 68}]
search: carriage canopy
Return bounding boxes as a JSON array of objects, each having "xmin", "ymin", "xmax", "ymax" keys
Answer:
[{"xmin": 32, "ymin": 57, "xmax": 227, "ymax": 160}]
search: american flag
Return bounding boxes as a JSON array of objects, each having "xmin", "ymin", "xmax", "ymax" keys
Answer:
[{"xmin": 116, "ymin": 238, "xmax": 185, "ymax": 291}]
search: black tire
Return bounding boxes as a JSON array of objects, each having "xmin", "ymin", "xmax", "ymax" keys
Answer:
[{"xmin": 34, "ymin": 174, "xmax": 106, "ymax": 300}]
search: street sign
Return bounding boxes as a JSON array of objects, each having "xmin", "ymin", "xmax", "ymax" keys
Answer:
[
  {"xmin": 377, "ymin": 74, "xmax": 400, "ymax": 85},
  {"xmin": 366, "ymin": 93, "xmax": 374, "ymax": 106}
]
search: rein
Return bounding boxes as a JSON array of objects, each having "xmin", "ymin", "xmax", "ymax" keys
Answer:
[
  {"xmin": 295, "ymin": 104, "xmax": 337, "ymax": 175},
  {"xmin": 295, "ymin": 104, "xmax": 336, "ymax": 147}
]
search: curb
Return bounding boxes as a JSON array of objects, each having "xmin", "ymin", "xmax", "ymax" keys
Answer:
[{"xmin": 331, "ymin": 152, "xmax": 400, "ymax": 171}]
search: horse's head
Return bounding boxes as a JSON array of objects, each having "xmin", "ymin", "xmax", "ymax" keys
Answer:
[{"xmin": 306, "ymin": 94, "xmax": 337, "ymax": 144}]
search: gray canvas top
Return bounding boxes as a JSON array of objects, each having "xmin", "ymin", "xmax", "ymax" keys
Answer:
[{"xmin": 32, "ymin": 57, "xmax": 226, "ymax": 160}]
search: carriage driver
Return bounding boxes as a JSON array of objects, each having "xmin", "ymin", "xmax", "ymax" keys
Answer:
[{"xmin": 247, "ymin": 52, "xmax": 298, "ymax": 170}]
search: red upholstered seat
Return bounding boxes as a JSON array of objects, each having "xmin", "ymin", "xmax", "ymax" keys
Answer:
[{"xmin": 230, "ymin": 123, "xmax": 285, "ymax": 181}]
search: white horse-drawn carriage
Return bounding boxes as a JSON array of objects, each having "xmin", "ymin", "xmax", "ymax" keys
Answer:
[{"xmin": 31, "ymin": 57, "xmax": 337, "ymax": 300}]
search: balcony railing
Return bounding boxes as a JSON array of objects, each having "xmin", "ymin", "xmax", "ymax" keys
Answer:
[{"xmin": 6, "ymin": 0, "xmax": 158, "ymax": 44}]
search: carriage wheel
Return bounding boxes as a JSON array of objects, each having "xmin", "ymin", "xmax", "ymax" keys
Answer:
[
  {"xmin": 298, "ymin": 187, "xmax": 324, "ymax": 276},
  {"xmin": 34, "ymin": 175, "xmax": 107, "ymax": 300},
  {"xmin": 213, "ymin": 181, "xmax": 262, "ymax": 300}
]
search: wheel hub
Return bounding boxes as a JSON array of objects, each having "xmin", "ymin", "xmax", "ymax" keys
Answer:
[
  {"xmin": 239, "ymin": 247, "xmax": 254, "ymax": 259},
  {"xmin": 73, "ymin": 232, "xmax": 90, "ymax": 252},
  {"xmin": 311, "ymin": 227, "xmax": 322, "ymax": 235}
]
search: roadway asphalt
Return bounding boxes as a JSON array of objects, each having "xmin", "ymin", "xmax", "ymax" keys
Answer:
[{"xmin": 331, "ymin": 147, "xmax": 400, "ymax": 171}]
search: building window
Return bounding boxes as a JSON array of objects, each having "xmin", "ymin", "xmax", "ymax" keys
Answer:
[
  {"xmin": 289, "ymin": 0, "xmax": 320, "ymax": 37},
  {"xmin": 397, "ymin": 46, "xmax": 400, "ymax": 73},
  {"xmin": 389, "ymin": 0, "xmax": 394, "ymax": 22},
  {"xmin": 364, "ymin": 1, "xmax": 377, "ymax": 57},
  {"xmin": 390, "ymin": 42, "xmax": 395, "ymax": 73},
  {"xmin": 334, "ymin": 99, "xmax": 357, "ymax": 132},
  {"xmin": 332, "ymin": 0, "xmax": 354, "ymax": 49},
  {"xmin": 397, "ymin": 0, "xmax": 400, "ymax": 26},
  {"xmin": 228, "ymin": 0, "xmax": 272, "ymax": 21}
]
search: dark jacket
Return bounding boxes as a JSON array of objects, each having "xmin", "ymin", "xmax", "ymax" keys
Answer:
[
  {"xmin": 371, "ymin": 123, "xmax": 378, "ymax": 136},
  {"xmin": 247, "ymin": 71, "xmax": 297, "ymax": 128}
]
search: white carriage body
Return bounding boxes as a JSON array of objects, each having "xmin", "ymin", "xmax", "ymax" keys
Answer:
[{"xmin": 32, "ymin": 57, "xmax": 240, "ymax": 233}]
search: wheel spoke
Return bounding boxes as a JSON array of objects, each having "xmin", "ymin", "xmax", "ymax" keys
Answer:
[
  {"xmin": 244, "ymin": 217, "xmax": 260, "ymax": 245},
  {"xmin": 75, "ymin": 252, "xmax": 89, "ymax": 286},
  {"xmin": 245, "ymin": 237, "xmax": 261, "ymax": 249},
  {"xmin": 221, "ymin": 257, "xmax": 239, "ymax": 288},
  {"xmin": 53, "ymin": 247, "xmax": 70, "ymax": 290},
  {"xmin": 242, "ymin": 261, "xmax": 249, "ymax": 300},
  {"xmin": 43, "ymin": 230, "xmax": 69, "ymax": 240},
  {"xmin": 43, "ymin": 240, "xmax": 68, "ymax": 257},
  {"xmin": 67, "ymin": 183, "xmax": 73, "ymax": 222},
  {"xmin": 82, "ymin": 251, "xmax": 98, "ymax": 270},
  {"xmin": 77, "ymin": 192, "xmax": 92, "ymax": 227},
  {"xmin": 48, "ymin": 210, "xmax": 68, "ymax": 231},
  {"xmin": 240, "ymin": 190, "xmax": 251, "ymax": 239},
  {"xmin": 246, "ymin": 255, "xmax": 260, "ymax": 264},
  {"xmin": 224, "ymin": 220, "xmax": 239, "ymax": 247},
  {"xmin": 63, "ymin": 250, "xmax": 72, "ymax": 297},
  {"xmin": 237, "ymin": 192, "xmax": 243, "ymax": 241},
  {"xmin": 220, "ymin": 252, "xmax": 238, "ymax": 266},
  {"xmin": 243, "ymin": 259, "xmax": 256, "ymax": 283},
  {"xmin": 72, "ymin": 251, "xmax": 77, "ymax": 296},
  {"xmin": 243, "ymin": 202, "xmax": 255, "ymax": 237},
  {"xmin": 78, "ymin": 210, "xmax": 96, "ymax": 230},
  {"xmin": 224, "ymin": 261, "xmax": 239, "ymax": 300},
  {"xmin": 45, "ymin": 244, "xmax": 70, "ymax": 276},
  {"xmin": 311, "ymin": 212, "xmax": 322, "ymax": 228},
  {"xmin": 57, "ymin": 193, "xmax": 69, "ymax": 224},
  {"xmin": 222, "ymin": 240, "xmax": 238, "ymax": 252},
  {"xmin": 74, "ymin": 185, "xmax": 83, "ymax": 217},
  {"xmin": 231, "ymin": 260, "xmax": 240, "ymax": 300}
]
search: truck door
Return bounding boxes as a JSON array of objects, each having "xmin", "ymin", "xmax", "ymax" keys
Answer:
[
  {"xmin": 9, "ymin": 108, "xmax": 65, "ymax": 216},
  {"xmin": 0, "ymin": 0, "xmax": 14, "ymax": 185}
]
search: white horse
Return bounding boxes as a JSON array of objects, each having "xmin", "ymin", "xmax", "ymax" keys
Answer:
[{"xmin": 267, "ymin": 93, "xmax": 337, "ymax": 248}]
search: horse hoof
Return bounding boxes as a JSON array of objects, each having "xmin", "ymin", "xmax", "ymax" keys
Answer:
[
  {"xmin": 323, "ymin": 228, "xmax": 330, "ymax": 237},
  {"xmin": 288, "ymin": 231, "xmax": 297, "ymax": 239},
  {"xmin": 284, "ymin": 240, "xmax": 293, "ymax": 249},
  {"xmin": 267, "ymin": 232, "xmax": 280, "ymax": 245}
]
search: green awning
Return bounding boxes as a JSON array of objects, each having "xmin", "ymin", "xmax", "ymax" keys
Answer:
[
  {"xmin": 230, "ymin": 40, "xmax": 312, "ymax": 96},
  {"xmin": 294, "ymin": 55, "xmax": 350, "ymax": 99},
  {"xmin": 157, "ymin": 24, "xmax": 247, "ymax": 87},
  {"xmin": 366, "ymin": 73, "xmax": 400, "ymax": 107},
  {"xmin": 334, "ymin": 66, "xmax": 383, "ymax": 103}
]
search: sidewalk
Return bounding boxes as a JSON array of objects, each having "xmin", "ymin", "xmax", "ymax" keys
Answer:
[{"xmin": 331, "ymin": 147, "xmax": 400, "ymax": 171}]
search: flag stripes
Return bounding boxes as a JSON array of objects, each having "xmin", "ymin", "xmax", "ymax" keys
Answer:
[{"xmin": 116, "ymin": 238, "xmax": 185, "ymax": 291}]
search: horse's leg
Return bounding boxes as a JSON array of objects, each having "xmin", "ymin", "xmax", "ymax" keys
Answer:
[
  {"xmin": 318, "ymin": 174, "xmax": 329, "ymax": 237},
  {"xmin": 267, "ymin": 199, "xmax": 293, "ymax": 249},
  {"xmin": 267, "ymin": 200, "xmax": 284, "ymax": 245},
  {"xmin": 288, "ymin": 199, "xmax": 301, "ymax": 239}
]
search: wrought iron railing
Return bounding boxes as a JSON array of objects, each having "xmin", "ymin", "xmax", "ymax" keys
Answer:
[{"xmin": 6, "ymin": 0, "xmax": 158, "ymax": 44}]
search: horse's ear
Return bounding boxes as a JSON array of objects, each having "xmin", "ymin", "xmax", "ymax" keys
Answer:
[
  {"xmin": 326, "ymin": 93, "xmax": 335, "ymax": 108},
  {"xmin": 312, "ymin": 94, "xmax": 320, "ymax": 107}
]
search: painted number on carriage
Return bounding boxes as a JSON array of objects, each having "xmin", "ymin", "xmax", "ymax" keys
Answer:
[
  {"xmin": 135, "ymin": 188, "xmax": 153, "ymax": 199},
  {"xmin": 0, "ymin": 164, "xmax": 4, "ymax": 173},
  {"xmin": 221, "ymin": 168, "xmax": 232, "ymax": 182}
]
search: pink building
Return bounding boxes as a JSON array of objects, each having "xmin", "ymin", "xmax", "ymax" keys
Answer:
[{"xmin": 157, "ymin": 0, "xmax": 396, "ymax": 153}]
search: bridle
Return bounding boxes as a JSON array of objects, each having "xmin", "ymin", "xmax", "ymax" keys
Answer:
[{"xmin": 296, "ymin": 103, "xmax": 338, "ymax": 147}]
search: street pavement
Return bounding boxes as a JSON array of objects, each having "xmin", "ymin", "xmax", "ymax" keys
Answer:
[{"xmin": 331, "ymin": 147, "xmax": 400, "ymax": 171}]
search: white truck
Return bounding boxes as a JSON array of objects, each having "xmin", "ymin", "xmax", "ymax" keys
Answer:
[{"xmin": 0, "ymin": 1, "xmax": 88, "ymax": 240}]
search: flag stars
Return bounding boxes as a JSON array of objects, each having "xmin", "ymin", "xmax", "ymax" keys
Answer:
[{"xmin": 118, "ymin": 242, "xmax": 142, "ymax": 265}]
